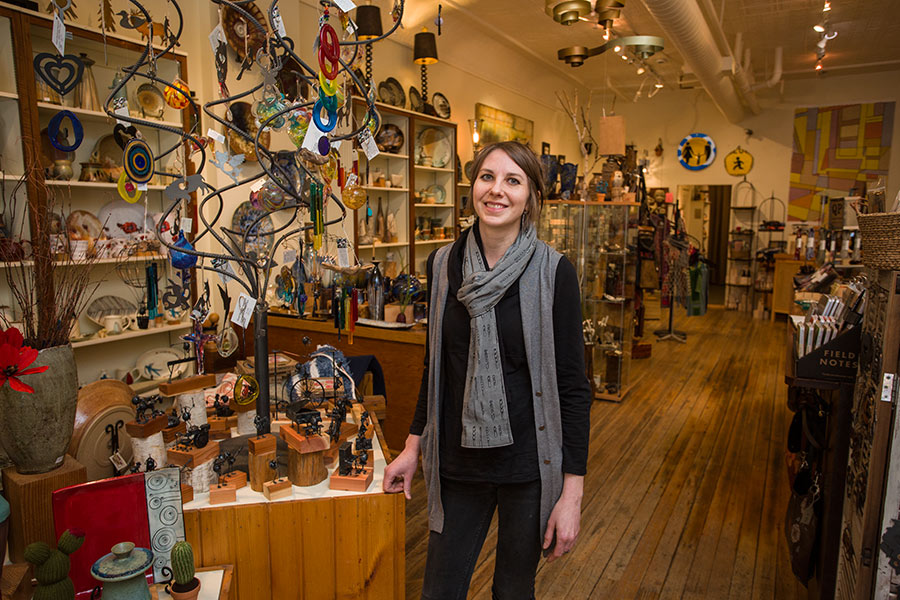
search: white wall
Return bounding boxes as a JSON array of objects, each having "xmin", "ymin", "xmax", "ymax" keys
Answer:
[{"xmin": 612, "ymin": 68, "xmax": 900, "ymax": 220}]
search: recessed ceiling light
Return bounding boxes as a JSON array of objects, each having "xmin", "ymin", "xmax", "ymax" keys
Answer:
[
  {"xmin": 636, "ymin": 66, "xmax": 646, "ymax": 75},
  {"xmin": 815, "ymin": 62, "xmax": 823, "ymax": 71},
  {"xmin": 813, "ymin": 24, "xmax": 825, "ymax": 32},
  {"xmin": 613, "ymin": 45, "xmax": 621, "ymax": 53},
  {"xmin": 655, "ymin": 81, "xmax": 664, "ymax": 88}
]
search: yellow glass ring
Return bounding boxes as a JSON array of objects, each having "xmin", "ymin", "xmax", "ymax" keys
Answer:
[
  {"xmin": 233, "ymin": 374, "xmax": 260, "ymax": 405},
  {"xmin": 117, "ymin": 171, "xmax": 143, "ymax": 204},
  {"xmin": 319, "ymin": 70, "xmax": 339, "ymax": 96}
]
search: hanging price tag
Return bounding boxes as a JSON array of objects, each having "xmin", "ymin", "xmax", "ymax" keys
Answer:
[
  {"xmin": 272, "ymin": 5, "xmax": 287, "ymax": 37},
  {"xmin": 109, "ymin": 452, "xmax": 128, "ymax": 472},
  {"xmin": 250, "ymin": 178, "xmax": 266, "ymax": 193},
  {"xmin": 333, "ymin": 0, "xmax": 357, "ymax": 12},
  {"xmin": 208, "ymin": 24, "xmax": 226, "ymax": 53},
  {"xmin": 346, "ymin": 20, "xmax": 357, "ymax": 36},
  {"xmin": 207, "ymin": 128, "xmax": 226, "ymax": 144},
  {"xmin": 212, "ymin": 257, "xmax": 236, "ymax": 285},
  {"xmin": 52, "ymin": 12, "xmax": 66, "ymax": 55},
  {"xmin": 180, "ymin": 217, "xmax": 192, "ymax": 232},
  {"xmin": 336, "ymin": 238, "xmax": 350, "ymax": 268},
  {"xmin": 137, "ymin": 182, "xmax": 148, "ymax": 192},
  {"xmin": 358, "ymin": 129, "xmax": 379, "ymax": 160},
  {"xmin": 231, "ymin": 293, "xmax": 257, "ymax": 329},
  {"xmin": 302, "ymin": 119, "xmax": 327, "ymax": 154}
]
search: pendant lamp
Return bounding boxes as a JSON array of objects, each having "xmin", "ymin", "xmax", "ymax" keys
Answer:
[
  {"xmin": 413, "ymin": 27, "xmax": 438, "ymax": 101},
  {"xmin": 356, "ymin": 4, "xmax": 383, "ymax": 85}
]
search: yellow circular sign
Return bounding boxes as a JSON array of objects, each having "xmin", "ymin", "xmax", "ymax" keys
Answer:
[{"xmin": 725, "ymin": 146, "xmax": 753, "ymax": 176}]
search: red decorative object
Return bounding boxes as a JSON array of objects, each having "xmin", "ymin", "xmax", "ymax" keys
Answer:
[
  {"xmin": 0, "ymin": 327, "xmax": 49, "ymax": 393},
  {"xmin": 52, "ymin": 474, "xmax": 152, "ymax": 596}
]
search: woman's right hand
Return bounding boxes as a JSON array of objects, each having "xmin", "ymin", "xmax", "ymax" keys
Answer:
[{"xmin": 382, "ymin": 434, "xmax": 421, "ymax": 499}]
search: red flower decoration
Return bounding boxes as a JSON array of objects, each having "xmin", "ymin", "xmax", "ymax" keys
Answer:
[{"xmin": 0, "ymin": 327, "xmax": 49, "ymax": 394}]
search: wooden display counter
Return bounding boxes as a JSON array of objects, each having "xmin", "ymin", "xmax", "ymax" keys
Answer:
[
  {"xmin": 181, "ymin": 416, "xmax": 404, "ymax": 600},
  {"xmin": 254, "ymin": 314, "xmax": 426, "ymax": 452}
]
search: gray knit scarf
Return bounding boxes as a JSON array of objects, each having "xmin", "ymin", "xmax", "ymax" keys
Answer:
[{"xmin": 456, "ymin": 222, "xmax": 537, "ymax": 448}]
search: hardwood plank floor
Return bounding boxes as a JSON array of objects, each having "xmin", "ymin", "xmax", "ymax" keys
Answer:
[{"xmin": 402, "ymin": 308, "xmax": 807, "ymax": 599}]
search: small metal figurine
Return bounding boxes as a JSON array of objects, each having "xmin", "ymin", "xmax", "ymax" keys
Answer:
[
  {"xmin": 286, "ymin": 403, "xmax": 322, "ymax": 436},
  {"xmin": 166, "ymin": 408, "xmax": 181, "ymax": 429},
  {"xmin": 355, "ymin": 411, "xmax": 372, "ymax": 453},
  {"xmin": 338, "ymin": 441, "xmax": 354, "ymax": 476},
  {"xmin": 214, "ymin": 394, "xmax": 235, "ymax": 417},
  {"xmin": 268, "ymin": 458, "xmax": 286, "ymax": 483},
  {"xmin": 175, "ymin": 423, "xmax": 211, "ymax": 450},
  {"xmin": 144, "ymin": 457, "xmax": 156, "ymax": 472},
  {"xmin": 212, "ymin": 450, "xmax": 238, "ymax": 486},
  {"xmin": 131, "ymin": 394, "xmax": 164, "ymax": 424},
  {"xmin": 352, "ymin": 450, "xmax": 368, "ymax": 475},
  {"xmin": 181, "ymin": 407, "xmax": 192, "ymax": 423},
  {"xmin": 253, "ymin": 414, "xmax": 269, "ymax": 438},
  {"xmin": 130, "ymin": 461, "xmax": 143, "ymax": 474},
  {"xmin": 326, "ymin": 398, "xmax": 352, "ymax": 444}
]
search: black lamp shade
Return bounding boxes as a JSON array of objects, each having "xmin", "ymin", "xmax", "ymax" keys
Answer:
[
  {"xmin": 413, "ymin": 30, "xmax": 438, "ymax": 65},
  {"xmin": 356, "ymin": 5, "xmax": 383, "ymax": 40}
]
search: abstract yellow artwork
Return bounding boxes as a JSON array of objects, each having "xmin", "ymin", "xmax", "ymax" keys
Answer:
[{"xmin": 789, "ymin": 102, "xmax": 893, "ymax": 221}]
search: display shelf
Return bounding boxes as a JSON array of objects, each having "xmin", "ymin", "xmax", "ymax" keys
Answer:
[
  {"xmin": 0, "ymin": 90, "xmax": 17, "ymax": 100},
  {"xmin": 415, "ymin": 238, "xmax": 454, "ymax": 245},
  {"xmin": 71, "ymin": 321, "xmax": 190, "ymax": 349},
  {"xmin": 414, "ymin": 165, "xmax": 454, "ymax": 173},
  {"xmin": 36, "ymin": 102, "xmax": 183, "ymax": 129},
  {"xmin": 0, "ymin": 253, "xmax": 166, "ymax": 268},
  {"xmin": 357, "ymin": 149, "xmax": 408, "ymax": 160},
  {"xmin": 457, "ymin": 182, "xmax": 470, "ymax": 187},
  {"xmin": 357, "ymin": 241, "xmax": 408, "ymax": 249},
  {"xmin": 361, "ymin": 186, "xmax": 409, "ymax": 193},
  {"xmin": 413, "ymin": 203, "xmax": 454, "ymax": 208},
  {"xmin": 730, "ymin": 206, "xmax": 756, "ymax": 211},
  {"xmin": 1, "ymin": 173, "xmax": 24, "ymax": 180},
  {"xmin": 44, "ymin": 180, "xmax": 168, "ymax": 190}
]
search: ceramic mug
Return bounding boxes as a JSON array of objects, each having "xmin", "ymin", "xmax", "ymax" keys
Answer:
[{"xmin": 101, "ymin": 315, "xmax": 128, "ymax": 335}]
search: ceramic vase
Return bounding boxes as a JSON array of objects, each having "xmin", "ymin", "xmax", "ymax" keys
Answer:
[
  {"xmin": 91, "ymin": 542, "xmax": 153, "ymax": 600},
  {"xmin": 0, "ymin": 344, "xmax": 78, "ymax": 474}
]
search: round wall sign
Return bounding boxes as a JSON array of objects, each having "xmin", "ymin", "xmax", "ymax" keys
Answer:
[
  {"xmin": 724, "ymin": 145, "xmax": 753, "ymax": 176},
  {"xmin": 677, "ymin": 133, "xmax": 716, "ymax": 171}
]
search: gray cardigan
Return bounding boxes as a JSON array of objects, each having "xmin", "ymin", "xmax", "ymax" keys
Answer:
[{"xmin": 421, "ymin": 239, "xmax": 564, "ymax": 541}]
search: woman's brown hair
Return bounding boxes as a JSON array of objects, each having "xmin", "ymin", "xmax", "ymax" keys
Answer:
[{"xmin": 468, "ymin": 141, "xmax": 545, "ymax": 227}]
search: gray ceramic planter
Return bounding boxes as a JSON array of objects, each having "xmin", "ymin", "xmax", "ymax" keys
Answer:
[{"xmin": 0, "ymin": 344, "xmax": 78, "ymax": 474}]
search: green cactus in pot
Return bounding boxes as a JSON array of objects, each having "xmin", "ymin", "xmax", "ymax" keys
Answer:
[
  {"xmin": 167, "ymin": 540, "xmax": 201, "ymax": 600},
  {"xmin": 24, "ymin": 528, "xmax": 84, "ymax": 600}
]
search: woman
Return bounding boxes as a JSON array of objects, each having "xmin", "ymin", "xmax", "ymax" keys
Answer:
[{"xmin": 383, "ymin": 141, "xmax": 591, "ymax": 599}]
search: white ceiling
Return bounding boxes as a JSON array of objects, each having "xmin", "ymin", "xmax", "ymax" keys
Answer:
[{"xmin": 394, "ymin": 0, "xmax": 900, "ymax": 93}]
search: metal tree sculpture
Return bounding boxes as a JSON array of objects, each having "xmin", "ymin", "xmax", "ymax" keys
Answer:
[{"xmin": 103, "ymin": 0, "xmax": 406, "ymax": 433}]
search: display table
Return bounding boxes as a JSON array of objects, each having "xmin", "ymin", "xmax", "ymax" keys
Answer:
[
  {"xmin": 182, "ymin": 416, "xmax": 405, "ymax": 600},
  {"xmin": 153, "ymin": 566, "xmax": 233, "ymax": 600},
  {"xmin": 258, "ymin": 314, "xmax": 426, "ymax": 452}
]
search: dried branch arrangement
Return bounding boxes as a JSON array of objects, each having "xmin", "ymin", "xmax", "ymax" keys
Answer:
[{"xmin": 556, "ymin": 90, "xmax": 602, "ymax": 181}]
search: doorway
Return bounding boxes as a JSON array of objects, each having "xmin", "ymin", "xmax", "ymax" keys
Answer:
[{"xmin": 676, "ymin": 184, "xmax": 731, "ymax": 305}]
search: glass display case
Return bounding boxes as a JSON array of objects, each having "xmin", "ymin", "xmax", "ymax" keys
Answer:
[{"xmin": 539, "ymin": 199, "xmax": 639, "ymax": 402}]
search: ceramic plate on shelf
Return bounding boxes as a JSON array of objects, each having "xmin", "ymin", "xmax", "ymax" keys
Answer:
[
  {"xmin": 416, "ymin": 127, "xmax": 452, "ymax": 168},
  {"xmin": 222, "ymin": 2, "xmax": 268, "ymax": 62},
  {"xmin": 97, "ymin": 200, "xmax": 151, "ymax": 239},
  {"xmin": 375, "ymin": 124, "xmax": 404, "ymax": 154},
  {"xmin": 66, "ymin": 210, "xmax": 104, "ymax": 241},
  {"xmin": 377, "ymin": 78, "xmax": 405, "ymax": 108},
  {"xmin": 408, "ymin": 86, "xmax": 424, "ymax": 113},
  {"xmin": 135, "ymin": 347, "xmax": 185, "ymax": 381},
  {"xmin": 133, "ymin": 83, "xmax": 165, "ymax": 119},
  {"xmin": 86, "ymin": 295, "xmax": 138, "ymax": 326},
  {"xmin": 231, "ymin": 200, "xmax": 274, "ymax": 257},
  {"xmin": 432, "ymin": 93, "xmax": 451, "ymax": 119},
  {"xmin": 424, "ymin": 184, "xmax": 446, "ymax": 204}
]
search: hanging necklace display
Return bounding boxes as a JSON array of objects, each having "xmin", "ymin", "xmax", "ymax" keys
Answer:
[
  {"xmin": 47, "ymin": 110, "xmax": 83, "ymax": 152},
  {"xmin": 123, "ymin": 138, "xmax": 154, "ymax": 184}
]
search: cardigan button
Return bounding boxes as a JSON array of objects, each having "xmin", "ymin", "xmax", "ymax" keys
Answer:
[
  {"xmin": 538, "ymin": 425, "xmax": 545, "ymax": 431},
  {"xmin": 543, "ymin": 459, "xmax": 551, "ymax": 465},
  {"xmin": 536, "ymin": 391, "xmax": 542, "ymax": 397}
]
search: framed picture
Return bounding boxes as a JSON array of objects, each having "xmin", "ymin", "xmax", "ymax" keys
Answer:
[
  {"xmin": 474, "ymin": 103, "xmax": 534, "ymax": 147},
  {"xmin": 541, "ymin": 142, "xmax": 550, "ymax": 155}
]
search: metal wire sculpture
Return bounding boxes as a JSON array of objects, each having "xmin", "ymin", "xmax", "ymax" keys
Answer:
[{"xmin": 102, "ymin": 0, "xmax": 406, "ymax": 433}]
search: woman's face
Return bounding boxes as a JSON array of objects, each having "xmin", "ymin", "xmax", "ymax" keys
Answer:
[{"xmin": 472, "ymin": 149, "xmax": 530, "ymax": 235}]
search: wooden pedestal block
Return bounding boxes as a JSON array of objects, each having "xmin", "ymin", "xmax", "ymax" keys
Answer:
[
  {"xmin": 167, "ymin": 440, "xmax": 220, "ymax": 468},
  {"xmin": 287, "ymin": 447, "xmax": 327, "ymax": 486},
  {"xmin": 162, "ymin": 421, "xmax": 187, "ymax": 444},
  {"xmin": 362, "ymin": 395, "xmax": 386, "ymax": 421},
  {"xmin": 248, "ymin": 434, "xmax": 276, "ymax": 454},
  {"xmin": 1, "ymin": 456, "xmax": 86, "ymax": 562},
  {"xmin": 208, "ymin": 483, "xmax": 237, "ymax": 505},
  {"xmin": 0, "ymin": 563, "xmax": 30, "ymax": 600},
  {"xmin": 210, "ymin": 430, "xmax": 231, "ymax": 441},
  {"xmin": 180, "ymin": 484, "xmax": 194, "ymax": 504},
  {"xmin": 249, "ymin": 434, "xmax": 277, "ymax": 493},
  {"xmin": 124, "ymin": 414, "xmax": 169, "ymax": 438},
  {"xmin": 208, "ymin": 416, "xmax": 228, "ymax": 432},
  {"xmin": 220, "ymin": 470, "xmax": 247, "ymax": 490},
  {"xmin": 280, "ymin": 424, "xmax": 329, "ymax": 454},
  {"xmin": 158, "ymin": 373, "xmax": 217, "ymax": 397},
  {"xmin": 329, "ymin": 467, "xmax": 374, "ymax": 492},
  {"xmin": 262, "ymin": 478, "xmax": 292, "ymax": 500}
]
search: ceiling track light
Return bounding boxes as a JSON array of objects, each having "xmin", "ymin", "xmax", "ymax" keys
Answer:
[
  {"xmin": 813, "ymin": 23, "xmax": 825, "ymax": 32},
  {"xmin": 823, "ymin": 0, "xmax": 831, "ymax": 11},
  {"xmin": 558, "ymin": 35, "xmax": 665, "ymax": 67},
  {"xmin": 545, "ymin": 0, "xmax": 625, "ymax": 27}
]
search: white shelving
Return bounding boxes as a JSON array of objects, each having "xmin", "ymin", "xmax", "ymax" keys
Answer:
[
  {"xmin": 357, "ymin": 150, "xmax": 409, "ymax": 160},
  {"xmin": 362, "ymin": 186, "xmax": 409, "ymax": 193},
  {"xmin": 357, "ymin": 241, "xmax": 408, "ymax": 249},
  {"xmin": 415, "ymin": 239, "xmax": 454, "ymax": 245},
  {"xmin": 414, "ymin": 165, "xmax": 454, "ymax": 173},
  {"xmin": 413, "ymin": 203, "xmax": 454, "ymax": 208},
  {"xmin": 44, "ymin": 180, "xmax": 168, "ymax": 190},
  {"xmin": 0, "ymin": 91, "xmax": 17, "ymax": 101},
  {"xmin": 0, "ymin": 254, "xmax": 166, "ymax": 269},
  {"xmin": 36, "ymin": 102, "xmax": 183, "ymax": 129},
  {"xmin": 72, "ymin": 321, "xmax": 190, "ymax": 349}
]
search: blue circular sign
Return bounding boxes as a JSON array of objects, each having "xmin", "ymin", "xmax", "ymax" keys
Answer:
[{"xmin": 677, "ymin": 133, "xmax": 716, "ymax": 171}]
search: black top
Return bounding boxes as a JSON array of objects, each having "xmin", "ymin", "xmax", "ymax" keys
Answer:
[{"xmin": 410, "ymin": 224, "xmax": 592, "ymax": 482}]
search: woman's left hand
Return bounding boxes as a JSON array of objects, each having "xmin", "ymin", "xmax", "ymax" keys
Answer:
[{"xmin": 543, "ymin": 473, "xmax": 584, "ymax": 562}]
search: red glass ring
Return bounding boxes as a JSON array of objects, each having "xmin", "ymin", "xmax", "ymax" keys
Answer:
[{"xmin": 318, "ymin": 24, "xmax": 340, "ymax": 61}]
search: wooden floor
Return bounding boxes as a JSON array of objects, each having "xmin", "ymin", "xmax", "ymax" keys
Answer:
[{"xmin": 402, "ymin": 308, "xmax": 808, "ymax": 599}]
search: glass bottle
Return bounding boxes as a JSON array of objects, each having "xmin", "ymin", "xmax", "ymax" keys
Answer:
[
  {"xmin": 367, "ymin": 261, "xmax": 385, "ymax": 320},
  {"xmin": 375, "ymin": 197, "xmax": 386, "ymax": 243}
]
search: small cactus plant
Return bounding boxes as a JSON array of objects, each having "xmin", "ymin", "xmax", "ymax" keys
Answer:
[
  {"xmin": 24, "ymin": 528, "xmax": 84, "ymax": 600},
  {"xmin": 168, "ymin": 540, "xmax": 200, "ymax": 598}
]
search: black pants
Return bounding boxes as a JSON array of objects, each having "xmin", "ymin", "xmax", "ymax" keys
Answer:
[{"xmin": 421, "ymin": 477, "xmax": 542, "ymax": 600}]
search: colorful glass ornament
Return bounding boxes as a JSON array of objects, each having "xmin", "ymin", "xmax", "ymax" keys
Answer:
[
  {"xmin": 170, "ymin": 231, "xmax": 198, "ymax": 270},
  {"xmin": 123, "ymin": 138, "xmax": 154, "ymax": 184},
  {"xmin": 116, "ymin": 171, "xmax": 142, "ymax": 203},
  {"xmin": 47, "ymin": 110, "xmax": 84, "ymax": 152},
  {"xmin": 163, "ymin": 78, "xmax": 190, "ymax": 109}
]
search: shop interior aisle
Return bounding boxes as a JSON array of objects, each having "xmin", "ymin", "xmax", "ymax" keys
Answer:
[{"xmin": 404, "ymin": 308, "xmax": 805, "ymax": 599}]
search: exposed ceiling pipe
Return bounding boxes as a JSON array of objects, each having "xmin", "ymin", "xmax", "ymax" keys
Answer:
[
  {"xmin": 696, "ymin": 0, "xmax": 761, "ymax": 114},
  {"xmin": 641, "ymin": 0, "xmax": 746, "ymax": 123},
  {"xmin": 753, "ymin": 46, "xmax": 783, "ymax": 89}
]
